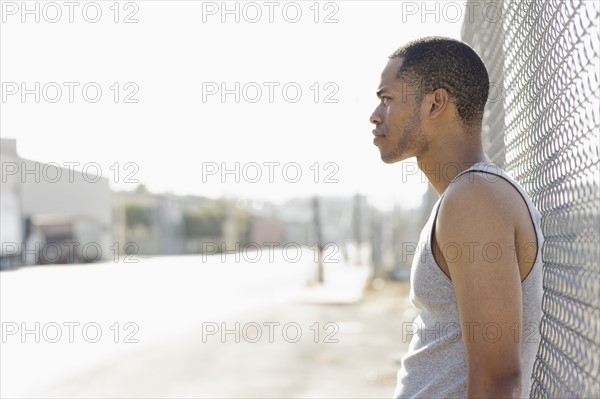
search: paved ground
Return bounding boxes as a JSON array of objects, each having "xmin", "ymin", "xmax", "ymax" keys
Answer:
[
  {"xmin": 32, "ymin": 279, "xmax": 416, "ymax": 398},
  {"xmin": 1, "ymin": 254, "xmax": 313, "ymax": 397}
]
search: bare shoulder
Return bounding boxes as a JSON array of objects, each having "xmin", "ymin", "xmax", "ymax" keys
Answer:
[
  {"xmin": 437, "ymin": 171, "xmax": 525, "ymax": 229},
  {"xmin": 435, "ymin": 170, "xmax": 537, "ymax": 282}
]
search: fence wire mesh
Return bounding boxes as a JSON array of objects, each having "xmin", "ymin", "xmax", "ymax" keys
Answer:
[{"xmin": 462, "ymin": 1, "xmax": 600, "ymax": 397}]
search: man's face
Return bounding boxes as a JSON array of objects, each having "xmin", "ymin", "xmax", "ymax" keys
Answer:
[{"xmin": 370, "ymin": 57, "xmax": 427, "ymax": 163}]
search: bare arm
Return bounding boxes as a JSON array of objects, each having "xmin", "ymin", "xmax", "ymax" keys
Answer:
[{"xmin": 436, "ymin": 173, "xmax": 523, "ymax": 398}]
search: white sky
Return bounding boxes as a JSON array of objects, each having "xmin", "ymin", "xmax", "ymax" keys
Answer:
[{"xmin": 1, "ymin": 0, "xmax": 465, "ymax": 210}]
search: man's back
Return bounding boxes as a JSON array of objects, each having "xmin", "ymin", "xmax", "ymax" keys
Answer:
[{"xmin": 393, "ymin": 162, "xmax": 543, "ymax": 398}]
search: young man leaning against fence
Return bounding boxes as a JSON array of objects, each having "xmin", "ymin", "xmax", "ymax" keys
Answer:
[{"xmin": 370, "ymin": 36, "xmax": 543, "ymax": 399}]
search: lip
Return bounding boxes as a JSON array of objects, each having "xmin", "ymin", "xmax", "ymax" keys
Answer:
[{"xmin": 372, "ymin": 130, "xmax": 385, "ymax": 145}]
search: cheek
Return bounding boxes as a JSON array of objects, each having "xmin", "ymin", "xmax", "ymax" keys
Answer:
[{"xmin": 387, "ymin": 109, "xmax": 408, "ymax": 128}]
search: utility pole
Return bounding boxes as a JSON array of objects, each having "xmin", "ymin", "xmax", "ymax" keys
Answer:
[
  {"xmin": 312, "ymin": 196, "xmax": 324, "ymax": 284},
  {"xmin": 353, "ymin": 194, "xmax": 362, "ymax": 265},
  {"xmin": 370, "ymin": 207, "xmax": 382, "ymax": 277}
]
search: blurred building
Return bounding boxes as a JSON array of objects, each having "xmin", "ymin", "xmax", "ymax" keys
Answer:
[
  {"xmin": 113, "ymin": 186, "xmax": 188, "ymax": 256},
  {"xmin": 249, "ymin": 218, "xmax": 286, "ymax": 246},
  {"xmin": 1, "ymin": 139, "xmax": 23, "ymax": 268},
  {"xmin": 1, "ymin": 138, "xmax": 112, "ymax": 268},
  {"xmin": 113, "ymin": 189, "xmax": 257, "ymax": 256}
]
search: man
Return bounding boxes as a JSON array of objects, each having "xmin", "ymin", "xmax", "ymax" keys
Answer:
[{"xmin": 370, "ymin": 37, "xmax": 543, "ymax": 398}]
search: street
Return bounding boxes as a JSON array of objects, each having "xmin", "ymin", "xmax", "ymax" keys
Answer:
[{"xmin": 1, "ymin": 250, "xmax": 415, "ymax": 398}]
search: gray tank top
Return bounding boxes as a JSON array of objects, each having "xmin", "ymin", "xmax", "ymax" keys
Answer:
[{"xmin": 393, "ymin": 162, "xmax": 544, "ymax": 399}]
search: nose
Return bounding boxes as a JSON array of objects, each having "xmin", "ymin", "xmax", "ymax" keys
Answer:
[{"xmin": 370, "ymin": 106, "xmax": 382, "ymax": 125}]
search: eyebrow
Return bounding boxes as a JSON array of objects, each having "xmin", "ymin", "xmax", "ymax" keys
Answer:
[{"xmin": 376, "ymin": 87, "xmax": 389, "ymax": 98}]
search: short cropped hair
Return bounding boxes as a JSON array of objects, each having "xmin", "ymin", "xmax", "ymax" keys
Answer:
[{"xmin": 390, "ymin": 36, "xmax": 489, "ymax": 128}]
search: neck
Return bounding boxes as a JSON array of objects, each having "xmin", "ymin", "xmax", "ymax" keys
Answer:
[{"xmin": 417, "ymin": 139, "xmax": 491, "ymax": 195}]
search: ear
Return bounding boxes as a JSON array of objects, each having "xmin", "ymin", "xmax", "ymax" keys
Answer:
[{"xmin": 428, "ymin": 88, "xmax": 450, "ymax": 119}]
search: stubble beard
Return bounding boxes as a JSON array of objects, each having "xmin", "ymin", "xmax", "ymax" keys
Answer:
[{"xmin": 384, "ymin": 111, "xmax": 425, "ymax": 164}]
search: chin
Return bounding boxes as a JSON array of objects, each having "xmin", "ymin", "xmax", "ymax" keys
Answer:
[
  {"xmin": 379, "ymin": 151, "xmax": 405, "ymax": 164},
  {"xmin": 380, "ymin": 154, "xmax": 401, "ymax": 164}
]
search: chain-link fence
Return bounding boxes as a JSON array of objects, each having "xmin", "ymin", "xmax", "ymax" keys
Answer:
[{"xmin": 462, "ymin": 1, "xmax": 600, "ymax": 397}]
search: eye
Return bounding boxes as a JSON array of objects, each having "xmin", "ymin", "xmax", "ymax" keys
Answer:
[{"xmin": 381, "ymin": 96, "xmax": 391, "ymax": 105}]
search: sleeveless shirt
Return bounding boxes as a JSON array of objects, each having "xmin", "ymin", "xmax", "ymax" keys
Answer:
[{"xmin": 393, "ymin": 162, "xmax": 544, "ymax": 399}]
